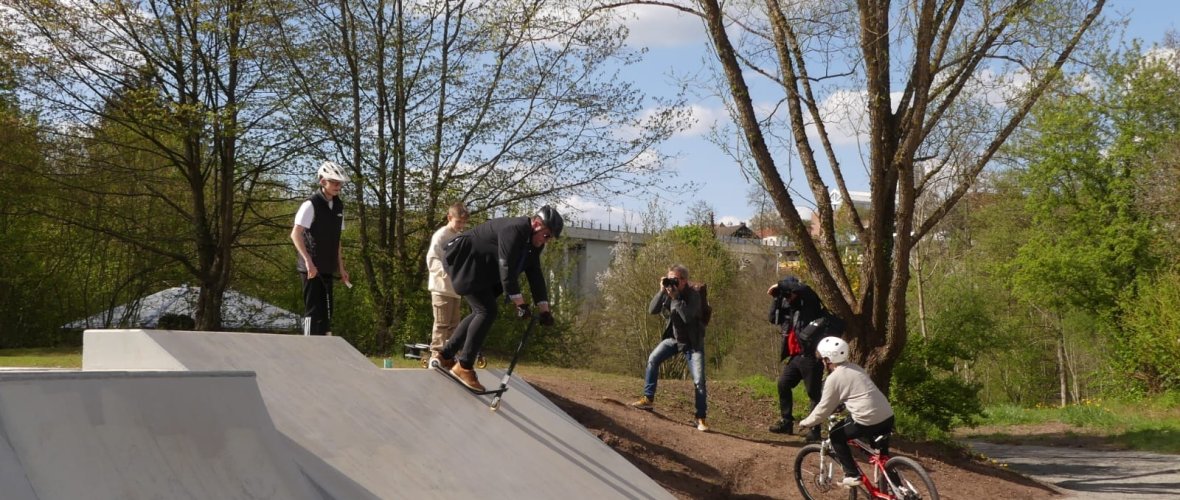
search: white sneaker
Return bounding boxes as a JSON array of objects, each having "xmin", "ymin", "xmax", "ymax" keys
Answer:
[
  {"xmin": 840, "ymin": 476, "xmax": 862, "ymax": 488},
  {"xmin": 696, "ymin": 418, "xmax": 709, "ymax": 432}
]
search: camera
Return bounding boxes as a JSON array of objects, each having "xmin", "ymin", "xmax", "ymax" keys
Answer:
[{"xmin": 662, "ymin": 277, "xmax": 679, "ymax": 288}]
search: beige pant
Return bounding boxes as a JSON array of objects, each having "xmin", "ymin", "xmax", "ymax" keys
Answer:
[{"xmin": 430, "ymin": 293, "xmax": 462, "ymax": 353}]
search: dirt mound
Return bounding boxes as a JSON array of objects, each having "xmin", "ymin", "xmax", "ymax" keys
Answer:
[{"xmin": 522, "ymin": 370, "xmax": 1060, "ymax": 499}]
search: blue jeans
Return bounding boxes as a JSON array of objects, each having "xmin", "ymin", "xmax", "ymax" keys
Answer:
[{"xmin": 643, "ymin": 338, "xmax": 707, "ymax": 419}]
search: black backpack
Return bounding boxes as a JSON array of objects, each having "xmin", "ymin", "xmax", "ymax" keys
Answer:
[{"xmin": 797, "ymin": 312, "xmax": 844, "ymax": 351}]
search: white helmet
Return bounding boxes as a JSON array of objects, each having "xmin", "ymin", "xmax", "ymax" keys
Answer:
[
  {"xmin": 816, "ymin": 336, "xmax": 849, "ymax": 364},
  {"xmin": 317, "ymin": 161, "xmax": 348, "ymax": 183}
]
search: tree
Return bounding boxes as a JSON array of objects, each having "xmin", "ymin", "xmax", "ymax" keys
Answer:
[
  {"xmin": 6, "ymin": 0, "xmax": 300, "ymax": 329},
  {"xmin": 273, "ymin": 0, "xmax": 686, "ymax": 351},
  {"xmin": 1006, "ymin": 44, "xmax": 1180, "ymax": 399},
  {"xmin": 600, "ymin": 0, "xmax": 1107, "ymax": 390}
]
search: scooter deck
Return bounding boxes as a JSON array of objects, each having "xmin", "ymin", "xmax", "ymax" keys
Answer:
[{"xmin": 434, "ymin": 365, "xmax": 509, "ymax": 396}]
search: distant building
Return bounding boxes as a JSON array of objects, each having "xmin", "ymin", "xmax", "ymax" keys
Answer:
[
  {"xmin": 713, "ymin": 222, "xmax": 757, "ymax": 239},
  {"xmin": 830, "ymin": 190, "xmax": 872, "ymax": 212}
]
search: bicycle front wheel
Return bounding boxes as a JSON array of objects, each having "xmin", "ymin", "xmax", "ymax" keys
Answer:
[
  {"xmin": 794, "ymin": 444, "xmax": 853, "ymax": 500},
  {"xmin": 883, "ymin": 456, "xmax": 938, "ymax": 500}
]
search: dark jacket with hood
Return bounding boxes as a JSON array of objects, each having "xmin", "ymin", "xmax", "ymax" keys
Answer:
[{"xmin": 768, "ymin": 277, "xmax": 825, "ymax": 360}]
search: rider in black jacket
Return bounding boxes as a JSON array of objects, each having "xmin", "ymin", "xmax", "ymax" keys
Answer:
[{"xmin": 438, "ymin": 206, "xmax": 563, "ymax": 392}]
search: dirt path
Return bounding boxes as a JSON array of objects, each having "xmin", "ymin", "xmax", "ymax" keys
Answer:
[
  {"xmin": 522, "ymin": 369, "xmax": 1060, "ymax": 499},
  {"xmin": 967, "ymin": 441, "xmax": 1180, "ymax": 499}
]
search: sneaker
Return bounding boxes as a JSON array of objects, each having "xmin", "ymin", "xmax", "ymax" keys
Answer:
[
  {"xmin": 768, "ymin": 418, "xmax": 792, "ymax": 434},
  {"xmin": 428, "ymin": 352, "xmax": 456, "ymax": 370},
  {"xmin": 804, "ymin": 426, "xmax": 822, "ymax": 443},
  {"xmin": 696, "ymin": 418, "xmax": 709, "ymax": 432},
  {"xmin": 840, "ymin": 476, "xmax": 862, "ymax": 488},
  {"xmin": 630, "ymin": 395, "xmax": 654, "ymax": 410},
  {"xmin": 450, "ymin": 364, "xmax": 485, "ymax": 392}
]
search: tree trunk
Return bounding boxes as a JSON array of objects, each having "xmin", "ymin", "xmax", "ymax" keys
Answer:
[{"xmin": 1057, "ymin": 332, "xmax": 1068, "ymax": 408}]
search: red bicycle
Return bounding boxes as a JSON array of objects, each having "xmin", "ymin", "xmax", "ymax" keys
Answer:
[{"xmin": 794, "ymin": 414, "xmax": 939, "ymax": 500}]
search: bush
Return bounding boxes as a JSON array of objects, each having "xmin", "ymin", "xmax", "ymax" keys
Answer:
[
  {"xmin": 1119, "ymin": 269, "xmax": 1180, "ymax": 393},
  {"xmin": 891, "ymin": 335, "xmax": 984, "ymax": 432}
]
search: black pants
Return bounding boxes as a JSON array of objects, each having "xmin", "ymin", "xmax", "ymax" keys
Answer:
[
  {"xmin": 778, "ymin": 354, "xmax": 822, "ymax": 421},
  {"xmin": 301, "ymin": 273, "xmax": 334, "ymax": 335},
  {"xmin": 830, "ymin": 416, "xmax": 894, "ymax": 477},
  {"xmin": 441, "ymin": 289, "xmax": 499, "ymax": 368}
]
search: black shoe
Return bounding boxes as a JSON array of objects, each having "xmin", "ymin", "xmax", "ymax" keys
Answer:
[
  {"xmin": 804, "ymin": 427, "xmax": 822, "ymax": 443},
  {"xmin": 769, "ymin": 418, "xmax": 792, "ymax": 434}
]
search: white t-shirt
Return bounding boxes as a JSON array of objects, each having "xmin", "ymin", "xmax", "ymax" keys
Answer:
[{"xmin": 294, "ymin": 197, "xmax": 344, "ymax": 230}]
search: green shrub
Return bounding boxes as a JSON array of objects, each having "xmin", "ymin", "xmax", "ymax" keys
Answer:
[{"xmin": 891, "ymin": 335, "xmax": 984, "ymax": 432}]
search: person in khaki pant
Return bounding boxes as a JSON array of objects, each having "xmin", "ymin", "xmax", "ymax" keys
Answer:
[{"xmin": 425, "ymin": 203, "xmax": 469, "ymax": 368}]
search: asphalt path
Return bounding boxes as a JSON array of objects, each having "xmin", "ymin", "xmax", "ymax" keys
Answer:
[{"xmin": 968, "ymin": 441, "xmax": 1180, "ymax": 499}]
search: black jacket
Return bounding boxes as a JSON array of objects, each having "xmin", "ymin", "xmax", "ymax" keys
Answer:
[
  {"xmin": 650, "ymin": 285, "xmax": 705, "ymax": 351},
  {"xmin": 442, "ymin": 216, "xmax": 548, "ymax": 301},
  {"xmin": 769, "ymin": 278, "xmax": 824, "ymax": 360}
]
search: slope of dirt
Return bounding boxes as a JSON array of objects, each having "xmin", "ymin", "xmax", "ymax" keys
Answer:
[{"xmin": 520, "ymin": 369, "xmax": 1061, "ymax": 500}]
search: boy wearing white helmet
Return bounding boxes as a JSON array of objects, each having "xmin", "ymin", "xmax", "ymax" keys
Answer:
[
  {"xmin": 798, "ymin": 336, "xmax": 895, "ymax": 488},
  {"xmin": 290, "ymin": 161, "xmax": 352, "ymax": 335}
]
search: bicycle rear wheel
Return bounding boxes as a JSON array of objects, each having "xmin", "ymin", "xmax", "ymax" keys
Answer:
[
  {"xmin": 883, "ymin": 456, "xmax": 938, "ymax": 500},
  {"xmin": 794, "ymin": 444, "xmax": 854, "ymax": 500}
]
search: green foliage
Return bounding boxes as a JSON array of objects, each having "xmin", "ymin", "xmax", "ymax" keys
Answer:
[
  {"xmin": 891, "ymin": 408, "xmax": 954, "ymax": 444},
  {"xmin": 891, "ymin": 340, "xmax": 984, "ymax": 433},
  {"xmin": 1119, "ymin": 269, "xmax": 1180, "ymax": 392},
  {"xmin": 1059, "ymin": 402, "xmax": 1117, "ymax": 427}
]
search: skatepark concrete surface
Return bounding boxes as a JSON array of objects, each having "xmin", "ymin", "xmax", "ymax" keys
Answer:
[
  {"xmin": 68, "ymin": 329, "xmax": 674, "ymax": 500},
  {"xmin": 0, "ymin": 370, "xmax": 320, "ymax": 500}
]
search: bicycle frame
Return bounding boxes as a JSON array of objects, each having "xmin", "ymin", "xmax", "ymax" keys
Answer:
[
  {"xmin": 847, "ymin": 437, "xmax": 898, "ymax": 499},
  {"xmin": 816, "ymin": 417, "xmax": 903, "ymax": 499}
]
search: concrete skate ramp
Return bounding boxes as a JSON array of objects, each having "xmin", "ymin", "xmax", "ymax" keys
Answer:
[
  {"xmin": 0, "ymin": 370, "xmax": 320, "ymax": 500},
  {"xmin": 84, "ymin": 330, "xmax": 674, "ymax": 500}
]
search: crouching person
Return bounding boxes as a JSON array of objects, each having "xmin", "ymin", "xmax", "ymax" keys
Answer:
[{"xmin": 630, "ymin": 264, "xmax": 709, "ymax": 432}]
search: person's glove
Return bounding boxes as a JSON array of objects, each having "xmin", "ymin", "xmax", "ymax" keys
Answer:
[
  {"xmin": 539, "ymin": 311, "xmax": 554, "ymax": 326},
  {"xmin": 515, "ymin": 303, "xmax": 531, "ymax": 320}
]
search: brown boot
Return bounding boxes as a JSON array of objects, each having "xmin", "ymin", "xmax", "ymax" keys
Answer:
[
  {"xmin": 450, "ymin": 364, "xmax": 485, "ymax": 392},
  {"xmin": 429, "ymin": 352, "xmax": 456, "ymax": 370}
]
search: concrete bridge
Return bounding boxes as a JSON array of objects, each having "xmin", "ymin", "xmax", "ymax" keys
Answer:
[{"xmin": 559, "ymin": 223, "xmax": 796, "ymax": 301}]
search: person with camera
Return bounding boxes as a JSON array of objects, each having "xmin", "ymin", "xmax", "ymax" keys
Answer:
[
  {"xmin": 435, "ymin": 205, "xmax": 563, "ymax": 391},
  {"xmin": 799, "ymin": 336, "xmax": 895, "ymax": 488},
  {"xmin": 767, "ymin": 276, "xmax": 826, "ymax": 441},
  {"xmin": 630, "ymin": 264, "xmax": 710, "ymax": 432}
]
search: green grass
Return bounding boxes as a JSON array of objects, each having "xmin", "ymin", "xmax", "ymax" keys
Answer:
[
  {"xmin": 974, "ymin": 398, "xmax": 1180, "ymax": 454},
  {"xmin": 0, "ymin": 347, "xmax": 82, "ymax": 368},
  {"xmin": 737, "ymin": 374, "xmax": 777, "ymax": 399}
]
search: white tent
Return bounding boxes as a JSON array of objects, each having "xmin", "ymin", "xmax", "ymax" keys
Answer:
[{"xmin": 64, "ymin": 285, "xmax": 299, "ymax": 331}]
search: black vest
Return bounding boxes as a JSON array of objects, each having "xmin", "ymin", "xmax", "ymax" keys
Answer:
[{"xmin": 296, "ymin": 191, "xmax": 344, "ymax": 274}]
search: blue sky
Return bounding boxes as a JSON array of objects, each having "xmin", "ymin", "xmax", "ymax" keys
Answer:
[{"xmin": 564, "ymin": 0, "xmax": 1179, "ymax": 229}]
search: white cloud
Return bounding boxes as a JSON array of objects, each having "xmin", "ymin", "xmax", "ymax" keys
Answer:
[
  {"xmin": 805, "ymin": 90, "xmax": 906, "ymax": 146},
  {"xmin": 612, "ymin": 3, "xmax": 705, "ymax": 49},
  {"xmin": 558, "ymin": 195, "xmax": 646, "ymax": 231},
  {"xmin": 1143, "ymin": 46, "xmax": 1180, "ymax": 66},
  {"xmin": 677, "ymin": 104, "xmax": 722, "ymax": 137},
  {"xmin": 716, "ymin": 215, "xmax": 742, "ymax": 226}
]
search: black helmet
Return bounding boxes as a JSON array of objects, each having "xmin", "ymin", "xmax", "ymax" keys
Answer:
[{"xmin": 536, "ymin": 205, "xmax": 564, "ymax": 239}]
